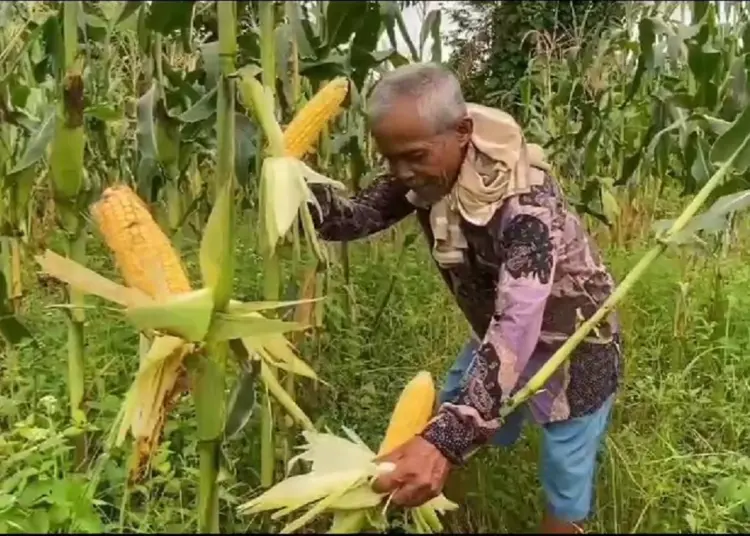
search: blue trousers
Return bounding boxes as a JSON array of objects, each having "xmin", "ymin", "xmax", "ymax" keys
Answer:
[{"xmin": 439, "ymin": 339, "xmax": 614, "ymax": 522}]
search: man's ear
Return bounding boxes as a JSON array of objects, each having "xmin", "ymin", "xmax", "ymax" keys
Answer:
[{"xmin": 456, "ymin": 116, "xmax": 473, "ymax": 146}]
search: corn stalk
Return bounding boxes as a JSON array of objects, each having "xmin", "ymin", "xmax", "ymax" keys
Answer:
[
  {"xmin": 256, "ymin": 0, "xmax": 280, "ymax": 490},
  {"xmin": 192, "ymin": 1, "xmax": 238, "ymax": 532},
  {"xmin": 281, "ymin": 0, "xmax": 302, "ymax": 470},
  {"xmin": 50, "ymin": 0, "xmax": 88, "ymax": 470}
]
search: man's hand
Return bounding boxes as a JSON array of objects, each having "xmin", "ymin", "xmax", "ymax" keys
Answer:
[{"xmin": 371, "ymin": 435, "xmax": 451, "ymax": 507}]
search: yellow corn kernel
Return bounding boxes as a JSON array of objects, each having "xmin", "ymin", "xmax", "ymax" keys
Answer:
[
  {"xmin": 377, "ymin": 371, "xmax": 436, "ymax": 456},
  {"xmin": 283, "ymin": 77, "xmax": 349, "ymax": 158},
  {"xmin": 90, "ymin": 185, "xmax": 191, "ymax": 299}
]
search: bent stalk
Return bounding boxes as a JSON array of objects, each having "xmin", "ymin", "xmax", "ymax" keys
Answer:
[{"xmin": 501, "ymin": 140, "xmax": 744, "ymax": 418}]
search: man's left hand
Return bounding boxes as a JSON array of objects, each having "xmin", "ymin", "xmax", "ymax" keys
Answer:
[{"xmin": 371, "ymin": 435, "xmax": 451, "ymax": 507}]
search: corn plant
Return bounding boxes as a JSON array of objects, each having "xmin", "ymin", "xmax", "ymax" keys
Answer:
[
  {"xmin": 0, "ymin": 6, "xmax": 36, "ymax": 352},
  {"xmin": 518, "ymin": 2, "xmax": 750, "ymax": 244}
]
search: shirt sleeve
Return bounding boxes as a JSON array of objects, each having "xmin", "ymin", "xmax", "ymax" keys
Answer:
[
  {"xmin": 420, "ymin": 191, "xmax": 558, "ymax": 465},
  {"xmin": 307, "ymin": 172, "xmax": 415, "ymax": 242}
]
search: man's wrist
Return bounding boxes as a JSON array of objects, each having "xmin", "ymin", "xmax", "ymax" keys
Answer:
[{"xmin": 419, "ymin": 411, "xmax": 476, "ymax": 466}]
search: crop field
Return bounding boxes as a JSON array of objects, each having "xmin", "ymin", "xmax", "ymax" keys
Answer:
[{"xmin": 1, "ymin": 1, "xmax": 750, "ymax": 534}]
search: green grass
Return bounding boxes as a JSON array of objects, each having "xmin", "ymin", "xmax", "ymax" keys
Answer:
[{"xmin": 2, "ymin": 212, "xmax": 750, "ymax": 533}]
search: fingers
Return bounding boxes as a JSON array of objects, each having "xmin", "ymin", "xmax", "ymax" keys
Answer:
[
  {"xmin": 370, "ymin": 437, "xmax": 447, "ymax": 508},
  {"xmin": 372, "ymin": 470, "xmax": 401, "ymax": 494},
  {"xmin": 372, "ymin": 448, "xmax": 404, "ymax": 494},
  {"xmin": 374, "ymin": 465, "xmax": 440, "ymax": 507},
  {"xmin": 391, "ymin": 480, "xmax": 439, "ymax": 507}
]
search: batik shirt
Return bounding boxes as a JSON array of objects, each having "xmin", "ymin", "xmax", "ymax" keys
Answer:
[{"xmin": 308, "ymin": 162, "xmax": 622, "ymax": 465}]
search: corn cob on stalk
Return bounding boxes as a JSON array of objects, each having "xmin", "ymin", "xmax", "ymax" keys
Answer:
[
  {"xmin": 91, "ymin": 184, "xmax": 193, "ymax": 482},
  {"xmin": 91, "ymin": 185, "xmax": 192, "ymax": 299},
  {"xmin": 283, "ymin": 77, "xmax": 349, "ymax": 159},
  {"xmin": 378, "ymin": 371, "xmax": 435, "ymax": 457}
]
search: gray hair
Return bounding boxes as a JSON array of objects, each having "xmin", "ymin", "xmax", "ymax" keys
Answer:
[{"xmin": 367, "ymin": 63, "xmax": 467, "ymax": 134}]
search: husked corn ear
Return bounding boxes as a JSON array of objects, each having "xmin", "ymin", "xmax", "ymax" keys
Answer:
[
  {"xmin": 91, "ymin": 184, "xmax": 191, "ymax": 298},
  {"xmin": 377, "ymin": 371, "xmax": 436, "ymax": 457},
  {"xmin": 283, "ymin": 77, "xmax": 349, "ymax": 158}
]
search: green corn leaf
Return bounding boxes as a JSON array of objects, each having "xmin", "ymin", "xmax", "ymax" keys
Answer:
[
  {"xmin": 7, "ymin": 108, "xmax": 56, "ymax": 176},
  {"xmin": 114, "ymin": 0, "xmax": 143, "ymax": 26},
  {"xmin": 209, "ymin": 312, "xmax": 306, "ymax": 343},
  {"xmin": 154, "ymin": 100, "xmax": 180, "ymax": 169},
  {"xmin": 224, "ymin": 364, "xmax": 259, "ymax": 440},
  {"xmin": 145, "ymin": 0, "xmax": 195, "ymax": 36},
  {"xmin": 177, "ymin": 87, "xmax": 217, "ymax": 123},
  {"xmin": 654, "ymin": 189, "xmax": 750, "ymax": 245},
  {"xmin": 259, "ymin": 361, "xmax": 314, "ymax": 432},
  {"xmin": 199, "ymin": 177, "xmax": 234, "ymax": 311},
  {"xmin": 710, "ymin": 104, "xmax": 750, "ymax": 172},
  {"xmin": 227, "ymin": 298, "xmax": 322, "ymax": 315},
  {"xmin": 125, "ymin": 287, "xmax": 214, "ymax": 341},
  {"xmin": 191, "ymin": 353, "xmax": 225, "ymax": 442}
]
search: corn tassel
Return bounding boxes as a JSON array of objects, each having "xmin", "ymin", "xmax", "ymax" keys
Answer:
[
  {"xmin": 283, "ymin": 77, "xmax": 349, "ymax": 158},
  {"xmin": 377, "ymin": 371, "xmax": 436, "ymax": 457}
]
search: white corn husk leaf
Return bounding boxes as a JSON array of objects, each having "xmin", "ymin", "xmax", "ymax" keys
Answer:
[
  {"xmin": 237, "ymin": 428, "xmax": 458, "ymax": 533},
  {"xmin": 287, "ymin": 429, "xmax": 377, "ymax": 474},
  {"xmin": 245, "ymin": 332, "xmax": 321, "ymax": 382},
  {"xmin": 328, "ymin": 483, "xmax": 385, "ymax": 510},
  {"xmin": 115, "ymin": 335, "xmax": 190, "ymax": 446},
  {"xmin": 237, "ymin": 469, "xmax": 367, "ymax": 515},
  {"xmin": 261, "ymin": 157, "xmax": 309, "ymax": 250},
  {"xmin": 260, "ymin": 156, "xmax": 348, "ymax": 251},
  {"xmin": 327, "ymin": 509, "xmax": 369, "ymax": 534}
]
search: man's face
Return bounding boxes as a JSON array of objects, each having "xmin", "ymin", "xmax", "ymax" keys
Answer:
[{"xmin": 371, "ymin": 98, "xmax": 472, "ymax": 204}]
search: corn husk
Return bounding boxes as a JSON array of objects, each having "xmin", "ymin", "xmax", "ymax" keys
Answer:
[{"xmin": 237, "ymin": 428, "xmax": 458, "ymax": 533}]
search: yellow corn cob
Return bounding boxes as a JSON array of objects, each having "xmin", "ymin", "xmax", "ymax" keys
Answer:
[
  {"xmin": 90, "ymin": 184, "xmax": 191, "ymax": 299},
  {"xmin": 377, "ymin": 371, "xmax": 436, "ymax": 457},
  {"xmin": 283, "ymin": 77, "xmax": 349, "ymax": 158},
  {"xmin": 91, "ymin": 184, "xmax": 193, "ymax": 484}
]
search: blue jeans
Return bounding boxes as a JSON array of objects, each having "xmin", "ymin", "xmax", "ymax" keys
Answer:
[{"xmin": 439, "ymin": 339, "xmax": 614, "ymax": 523}]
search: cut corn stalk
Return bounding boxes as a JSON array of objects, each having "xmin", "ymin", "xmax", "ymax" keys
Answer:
[{"xmin": 240, "ymin": 11, "xmax": 283, "ymax": 482}]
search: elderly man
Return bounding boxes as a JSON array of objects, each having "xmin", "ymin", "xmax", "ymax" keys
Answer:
[{"xmin": 308, "ymin": 63, "xmax": 621, "ymax": 534}]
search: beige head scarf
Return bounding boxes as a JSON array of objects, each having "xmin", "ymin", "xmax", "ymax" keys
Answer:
[{"xmin": 406, "ymin": 103, "xmax": 550, "ymax": 267}]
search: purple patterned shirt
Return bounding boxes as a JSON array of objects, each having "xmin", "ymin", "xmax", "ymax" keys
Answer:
[{"xmin": 309, "ymin": 162, "xmax": 622, "ymax": 465}]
